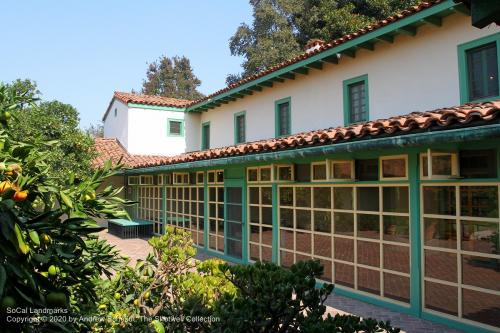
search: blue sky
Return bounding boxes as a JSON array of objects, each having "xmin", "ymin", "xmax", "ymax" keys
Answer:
[{"xmin": 1, "ymin": 1, "xmax": 252, "ymax": 128}]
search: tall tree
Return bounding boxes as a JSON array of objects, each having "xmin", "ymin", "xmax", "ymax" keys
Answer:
[
  {"xmin": 142, "ymin": 55, "xmax": 204, "ymax": 100},
  {"xmin": 227, "ymin": 0, "xmax": 419, "ymax": 84},
  {"xmin": 86, "ymin": 122, "xmax": 104, "ymax": 138},
  {"xmin": 6, "ymin": 79, "xmax": 95, "ymax": 181}
]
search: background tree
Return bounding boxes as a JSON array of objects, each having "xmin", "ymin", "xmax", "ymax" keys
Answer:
[
  {"xmin": 5, "ymin": 79, "xmax": 95, "ymax": 181},
  {"xmin": 142, "ymin": 55, "xmax": 205, "ymax": 100},
  {"xmin": 86, "ymin": 122, "xmax": 104, "ymax": 138},
  {"xmin": 227, "ymin": 0, "xmax": 419, "ymax": 84}
]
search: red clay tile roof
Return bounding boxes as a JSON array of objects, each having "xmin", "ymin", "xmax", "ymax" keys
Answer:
[
  {"xmin": 127, "ymin": 100, "xmax": 500, "ymax": 169},
  {"xmin": 114, "ymin": 91, "xmax": 191, "ymax": 108},
  {"xmin": 92, "ymin": 138, "xmax": 167, "ymax": 169},
  {"xmin": 186, "ymin": 0, "xmax": 449, "ymax": 109}
]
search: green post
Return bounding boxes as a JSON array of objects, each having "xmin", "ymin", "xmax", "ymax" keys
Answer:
[{"xmin": 408, "ymin": 150, "xmax": 422, "ymax": 316}]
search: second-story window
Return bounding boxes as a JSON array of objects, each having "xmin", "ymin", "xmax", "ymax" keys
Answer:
[
  {"xmin": 343, "ymin": 74, "xmax": 369, "ymax": 125},
  {"xmin": 275, "ymin": 97, "xmax": 291, "ymax": 137},
  {"xmin": 167, "ymin": 119, "xmax": 184, "ymax": 137},
  {"xmin": 234, "ymin": 111, "xmax": 246, "ymax": 144},
  {"xmin": 458, "ymin": 33, "xmax": 500, "ymax": 103},
  {"xmin": 202, "ymin": 122, "xmax": 210, "ymax": 150}
]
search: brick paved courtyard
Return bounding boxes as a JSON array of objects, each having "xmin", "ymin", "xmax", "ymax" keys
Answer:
[{"xmin": 97, "ymin": 230, "xmax": 464, "ymax": 333}]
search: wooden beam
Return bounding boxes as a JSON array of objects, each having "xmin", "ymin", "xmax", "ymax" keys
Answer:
[
  {"xmin": 259, "ymin": 81, "xmax": 273, "ymax": 87},
  {"xmin": 306, "ymin": 61, "xmax": 323, "ymax": 70},
  {"xmin": 292, "ymin": 67, "xmax": 309, "ymax": 75},
  {"xmin": 248, "ymin": 85, "xmax": 262, "ymax": 91},
  {"xmin": 240, "ymin": 90, "xmax": 254, "ymax": 95},
  {"xmin": 322, "ymin": 55, "xmax": 339, "ymax": 64},
  {"xmin": 280, "ymin": 73, "xmax": 295, "ymax": 80},
  {"xmin": 359, "ymin": 42, "xmax": 375, "ymax": 51},
  {"xmin": 397, "ymin": 26, "xmax": 417, "ymax": 36},
  {"xmin": 233, "ymin": 93, "xmax": 245, "ymax": 98},
  {"xmin": 341, "ymin": 49, "xmax": 356, "ymax": 58},
  {"xmin": 375, "ymin": 34, "xmax": 394, "ymax": 43},
  {"xmin": 421, "ymin": 16, "xmax": 442, "ymax": 27},
  {"xmin": 271, "ymin": 77, "xmax": 285, "ymax": 83}
]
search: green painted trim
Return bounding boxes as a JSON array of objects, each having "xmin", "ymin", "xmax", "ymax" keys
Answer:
[
  {"xmin": 421, "ymin": 312, "xmax": 498, "ymax": 333},
  {"xmin": 457, "ymin": 32, "xmax": 500, "ymax": 104},
  {"xmin": 343, "ymin": 74, "xmax": 369, "ymax": 126},
  {"xmin": 271, "ymin": 183, "xmax": 279, "ymax": 263},
  {"xmin": 408, "ymin": 151, "xmax": 421, "ymax": 316},
  {"xmin": 274, "ymin": 97, "xmax": 292, "ymax": 137},
  {"xmin": 128, "ymin": 103, "xmax": 186, "ymax": 112},
  {"xmin": 234, "ymin": 111, "xmax": 246, "ymax": 144},
  {"xmin": 185, "ymin": 0, "xmax": 461, "ymax": 113},
  {"xmin": 201, "ymin": 121, "xmax": 210, "ymax": 150},
  {"xmin": 124, "ymin": 124, "xmax": 500, "ymax": 175},
  {"xmin": 166, "ymin": 118, "xmax": 185, "ymax": 137}
]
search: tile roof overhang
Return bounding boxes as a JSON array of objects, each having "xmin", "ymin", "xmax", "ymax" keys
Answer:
[
  {"xmin": 185, "ymin": 0, "xmax": 470, "ymax": 113},
  {"xmin": 102, "ymin": 92, "xmax": 189, "ymax": 121},
  {"xmin": 119, "ymin": 100, "xmax": 500, "ymax": 174}
]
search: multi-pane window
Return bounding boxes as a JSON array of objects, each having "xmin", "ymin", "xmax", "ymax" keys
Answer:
[
  {"xmin": 422, "ymin": 183, "xmax": 500, "ymax": 329},
  {"xmin": 167, "ymin": 119, "xmax": 184, "ymax": 137},
  {"xmin": 234, "ymin": 112, "xmax": 246, "ymax": 144},
  {"xmin": 165, "ymin": 183, "xmax": 205, "ymax": 246},
  {"xmin": 344, "ymin": 75, "xmax": 368, "ymax": 125},
  {"xmin": 275, "ymin": 98, "xmax": 291, "ymax": 137},
  {"xmin": 466, "ymin": 43, "xmax": 498, "ymax": 101},
  {"xmin": 248, "ymin": 186, "xmax": 273, "ymax": 262},
  {"xmin": 202, "ymin": 122, "xmax": 210, "ymax": 150},
  {"xmin": 278, "ymin": 184, "xmax": 411, "ymax": 304},
  {"xmin": 137, "ymin": 186, "xmax": 164, "ymax": 234},
  {"xmin": 208, "ymin": 184, "xmax": 225, "ymax": 253}
]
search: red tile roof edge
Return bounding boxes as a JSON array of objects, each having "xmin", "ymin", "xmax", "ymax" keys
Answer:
[
  {"xmin": 186, "ymin": 0, "xmax": 448, "ymax": 109},
  {"xmin": 120, "ymin": 100, "xmax": 500, "ymax": 170}
]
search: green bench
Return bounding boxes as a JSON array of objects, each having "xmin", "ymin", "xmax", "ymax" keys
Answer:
[{"xmin": 108, "ymin": 218, "xmax": 154, "ymax": 239}]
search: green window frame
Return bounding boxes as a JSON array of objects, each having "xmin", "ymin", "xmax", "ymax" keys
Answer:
[
  {"xmin": 167, "ymin": 118, "xmax": 184, "ymax": 137},
  {"xmin": 114, "ymin": 108, "xmax": 117, "ymax": 117},
  {"xmin": 458, "ymin": 32, "xmax": 500, "ymax": 104},
  {"xmin": 234, "ymin": 111, "xmax": 246, "ymax": 144},
  {"xmin": 275, "ymin": 97, "xmax": 291, "ymax": 137},
  {"xmin": 343, "ymin": 74, "xmax": 369, "ymax": 126},
  {"xmin": 201, "ymin": 121, "xmax": 210, "ymax": 150}
]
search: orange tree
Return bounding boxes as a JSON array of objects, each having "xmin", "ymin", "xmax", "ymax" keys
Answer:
[{"xmin": 0, "ymin": 84, "xmax": 131, "ymax": 332}]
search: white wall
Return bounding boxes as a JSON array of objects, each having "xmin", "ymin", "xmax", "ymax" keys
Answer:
[
  {"xmin": 199, "ymin": 13, "xmax": 500, "ymax": 150},
  {"xmin": 103, "ymin": 100, "xmax": 129, "ymax": 149},
  {"xmin": 185, "ymin": 112, "xmax": 201, "ymax": 152},
  {"xmin": 127, "ymin": 107, "xmax": 187, "ymax": 156}
]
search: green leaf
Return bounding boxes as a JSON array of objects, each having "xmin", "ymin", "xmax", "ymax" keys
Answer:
[
  {"xmin": 59, "ymin": 191, "xmax": 73, "ymax": 209},
  {"xmin": 29, "ymin": 230, "xmax": 40, "ymax": 246}
]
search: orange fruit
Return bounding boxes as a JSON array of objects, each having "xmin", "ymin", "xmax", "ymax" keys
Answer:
[
  {"xmin": 13, "ymin": 190, "xmax": 28, "ymax": 202},
  {"xmin": 0, "ymin": 181, "xmax": 11, "ymax": 193}
]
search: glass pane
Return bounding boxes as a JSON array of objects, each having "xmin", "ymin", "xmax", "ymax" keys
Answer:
[
  {"xmin": 227, "ymin": 239, "xmax": 242, "ymax": 259},
  {"xmin": 262, "ymin": 246, "xmax": 272, "ymax": 263},
  {"xmin": 227, "ymin": 221, "xmax": 242, "ymax": 240},
  {"xmin": 383, "ymin": 244, "xmax": 409, "ymax": 273},
  {"xmin": 333, "ymin": 187, "xmax": 353, "ymax": 210},
  {"xmin": 357, "ymin": 214, "xmax": 379, "ymax": 239},
  {"xmin": 334, "ymin": 262, "xmax": 354, "ymax": 288},
  {"xmin": 466, "ymin": 42, "xmax": 499, "ymax": 100},
  {"xmin": 261, "ymin": 187, "xmax": 272, "ymax": 205},
  {"xmin": 280, "ymin": 250, "xmax": 294, "ymax": 268},
  {"xmin": 384, "ymin": 273, "xmax": 410, "ymax": 303},
  {"xmin": 319, "ymin": 259, "xmax": 332, "ymax": 282},
  {"xmin": 296, "ymin": 209, "xmax": 311, "ymax": 230},
  {"xmin": 462, "ymin": 220, "xmax": 499, "ymax": 254},
  {"xmin": 355, "ymin": 159, "xmax": 378, "ymax": 181},
  {"xmin": 227, "ymin": 205, "xmax": 242, "ymax": 222},
  {"xmin": 332, "ymin": 162, "xmax": 352, "ymax": 179},
  {"xmin": 280, "ymin": 208, "xmax": 294, "ymax": 228},
  {"xmin": 357, "ymin": 187, "xmax": 379, "ymax": 211},
  {"xmin": 249, "ymin": 206, "xmax": 260, "ymax": 224},
  {"xmin": 218, "ymin": 187, "xmax": 225, "ymax": 201},
  {"xmin": 460, "ymin": 186, "xmax": 498, "ymax": 218},
  {"xmin": 424, "ymin": 218, "xmax": 457, "ymax": 249},
  {"xmin": 334, "ymin": 237, "xmax": 354, "ymax": 262},
  {"xmin": 296, "ymin": 232, "xmax": 312, "ymax": 254},
  {"xmin": 382, "ymin": 158, "xmax": 406, "ymax": 178},
  {"xmin": 358, "ymin": 267, "xmax": 380, "ymax": 295},
  {"xmin": 334, "ymin": 212, "xmax": 354, "ymax": 236},
  {"xmin": 425, "ymin": 281, "xmax": 458, "ymax": 316},
  {"xmin": 462, "ymin": 288, "xmax": 500, "ymax": 328},
  {"xmin": 260, "ymin": 167, "xmax": 272, "ymax": 181},
  {"xmin": 425, "ymin": 250, "xmax": 457, "ymax": 282},
  {"xmin": 314, "ymin": 234, "xmax": 331, "ymax": 257},
  {"xmin": 250, "ymin": 225, "xmax": 259, "ymax": 243},
  {"xmin": 279, "ymin": 102, "xmax": 290, "ymax": 135},
  {"xmin": 313, "ymin": 187, "xmax": 331, "ymax": 209},
  {"xmin": 261, "ymin": 227, "xmax": 272, "ymax": 246},
  {"xmin": 249, "ymin": 187, "xmax": 259, "ymax": 204},
  {"xmin": 423, "ymin": 186, "xmax": 456, "ymax": 215},
  {"xmin": 279, "ymin": 166, "xmax": 292, "ymax": 181},
  {"xmin": 349, "ymin": 81, "xmax": 366, "ymax": 123},
  {"xmin": 460, "ymin": 149, "xmax": 498, "ymax": 179},
  {"xmin": 312, "ymin": 163, "xmax": 327, "ymax": 180},
  {"xmin": 295, "ymin": 187, "xmax": 311, "ymax": 207},
  {"xmin": 314, "ymin": 211, "xmax": 331, "ymax": 233},
  {"xmin": 383, "ymin": 215, "xmax": 409, "ymax": 243},
  {"xmin": 280, "ymin": 229, "xmax": 294, "ymax": 250},
  {"xmin": 250, "ymin": 243, "xmax": 259, "ymax": 261},
  {"xmin": 462, "ymin": 255, "xmax": 500, "ymax": 291},
  {"xmin": 383, "ymin": 187, "xmax": 409, "ymax": 213},
  {"xmin": 248, "ymin": 169, "xmax": 258, "ymax": 182},
  {"xmin": 357, "ymin": 240, "xmax": 379, "ymax": 267},
  {"xmin": 262, "ymin": 207, "xmax": 272, "ymax": 225},
  {"xmin": 279, "ymin": 187, "xmax": 293, "ymax": 206}
]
